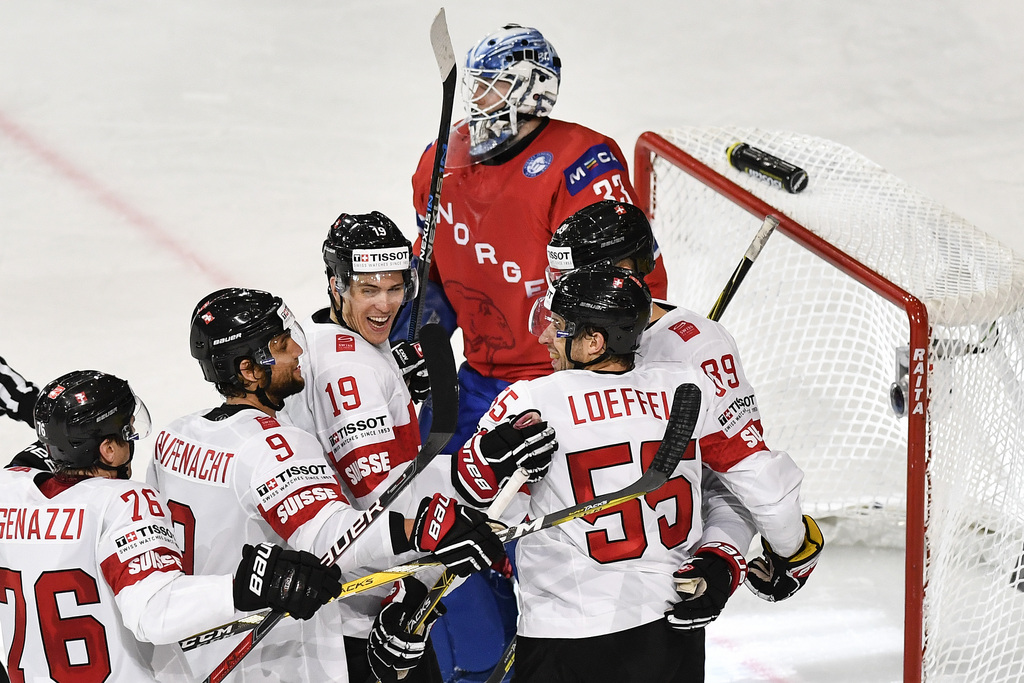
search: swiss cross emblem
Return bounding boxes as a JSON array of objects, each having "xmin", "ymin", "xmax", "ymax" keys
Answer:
[
  {"xmin": 264, "ymin": 479, "xmax": 278, "ymax": 491},
  {"xmin": 202, "ymin": 312, "xmax": 214, "ymax": 323},
  {"xmin": 612, "ymin": 277, "xmax": 624, "ymax": 288},
  {"xmin": 125, "ymin": 531, "xmax": 137, "ymax": 542},
  {"xmin": 74, "ymin": 392, "xmax": 88, "ymax": 405},
  {"xmin": 614, "ymin": 205, "xmax": 628, "ymax": 215}
]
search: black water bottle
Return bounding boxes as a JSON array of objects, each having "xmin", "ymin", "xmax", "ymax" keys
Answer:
[{"xmin": 727, "ymin": 142, "xmax": 808, "ymax": 194}]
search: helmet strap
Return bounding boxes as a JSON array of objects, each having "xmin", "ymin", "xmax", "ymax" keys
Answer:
[
  {"xmin": 92, "ymin": 441, "xmax": 134, "ymax": 480},
  {"xmin": 254, "ymin": 380, "xmax": 284, "ymax": 412}
]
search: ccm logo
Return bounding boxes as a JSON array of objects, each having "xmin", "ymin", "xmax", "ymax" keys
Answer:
[{"xmin": 248, "ymin": 543, "xmax": 274, "ymax": 596}]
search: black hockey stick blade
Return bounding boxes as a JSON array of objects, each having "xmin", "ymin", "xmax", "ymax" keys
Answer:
[
  {"xmin": 707, "ymin": 215, "xmax": 778, "ymax": 322},
  {"xmin": 407, "ymin": 8, "xmax": 457, "ymax": 340},
  {"xmin": 496, "ymin": 382, "xmax": 702, "ymax": 544},
  {"xmin": 199, "ymin": 324, "xmax": 457, "ymax": 678}
]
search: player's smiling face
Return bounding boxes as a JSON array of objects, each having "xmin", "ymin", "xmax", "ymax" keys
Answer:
[
  {"xmin": 341, "ymin": 271, "xmax": 407, "ymax": 345},
  {"xmin": 537, "ymin": 313, "xmax": 573, "ymax": 372}
]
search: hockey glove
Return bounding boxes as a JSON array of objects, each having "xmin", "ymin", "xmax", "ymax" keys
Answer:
[
  {"xmin": 233, "ymin": 543, "xmax": 342, "ymax": 620},
  {"xmin": 391, "ymin": 340, "xmax": 430, "ymax": 404},
  {"xmin": 746, "ymin": 514, "xmax": 824, "ymax": 602},
  {"xmin": 453, "ymin": 412, "xmax": 556, "ymax": 506},
  {"xmin": 665, "ymin": 541, "xmax": 747, "ymax": 631},
  {"xmin": 411, "ymin": 493, "xmax": 506, "ymax": 578},
  {"xmin": 368, "ymin": 577, "xmax": 446, "ymax": 683}
]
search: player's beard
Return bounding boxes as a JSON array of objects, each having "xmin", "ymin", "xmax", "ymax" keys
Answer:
[{"xmin": 266, "ymin": 367, "xmax": 305, "ymax": 404}]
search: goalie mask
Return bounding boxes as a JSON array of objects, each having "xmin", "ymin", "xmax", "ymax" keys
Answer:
[
  {"xmin": 190, "ymin": 287, "xmax": 297, "ymax": 402},
  {"xmin": 529, "ymin": 264, "xmax": 652, "ymax": 368},
  {"xmin": 547, "ymin": 201, "xmax": 656, "ymax": 285},
  {"xmin": 463, "ymin": 24, "xmax": 561, "ymax": 159},
  {"xmin": 34, "ymin": 370, "xmax": 151, "ymax": 476}
]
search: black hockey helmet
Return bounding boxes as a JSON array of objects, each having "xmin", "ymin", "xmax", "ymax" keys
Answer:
[
  {"xmin": 547, "ymin": 201, "xmax": 656, "ymax": 284},
  {"xmin": 530, "ymin": 264, "xmax": 652, "ymax": 362},
  {"xmin": 190, "ymin": 288, "xmax": 296, "ymax": 388},
  {"xmin": 322, "ymin": 211, "xmax": 418, "ymax": 303},
  {"xmin": 33, "ymin": 370, "xmax": 151, "ymax": 469}
]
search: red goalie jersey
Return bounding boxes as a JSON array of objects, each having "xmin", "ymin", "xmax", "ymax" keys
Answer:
[{"xmin": 412, "ymin": 119, "xmax": 669, "ymax": 383}]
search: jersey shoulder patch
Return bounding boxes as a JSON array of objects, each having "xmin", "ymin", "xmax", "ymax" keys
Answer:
[{"xmin": 562, "ymin": 142, "xmax": 626, "ymax": 196}]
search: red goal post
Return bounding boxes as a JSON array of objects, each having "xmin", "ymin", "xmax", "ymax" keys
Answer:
[{"xmin": 634, "ymin": 128, "xmax": 1024, "ymax": 682}]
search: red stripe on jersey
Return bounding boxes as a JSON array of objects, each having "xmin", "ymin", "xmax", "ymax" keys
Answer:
[
  {"xmin": 100, "ymin": 548, "xmax": 184, "ymax": 595},
  {"xmin": 700, "ymin": 419, "xmax": 769, "ymax": 472},
  {"xmin": 264, "ymin": 482, "xmax": 346, "ymax": 541}
]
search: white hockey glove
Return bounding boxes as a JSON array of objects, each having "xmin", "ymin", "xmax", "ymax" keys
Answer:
[
  {"xmin": 391, "ymin": 340, "xmax": 430, "ymax": 403},
  {"xmin": 410, "ymin": 493, "xmax": 506, "ymax": 578},
  {"xmin": 0, "ymin": 355, "xmax": 40, "ymax": 426},
  {"xmin": 746, "ymin": 514, "xmax": 824, "ymax": 602},
  {"xmin": 453, "ymin": 411, "xmax": 556, "ymax": 506},
  {"xmin": 665, "ymin": 542, "xmax": 747, "ymax": 631},
  {"xmin": 367, "ymin": 577, "xmax": 445, "ymax": 683},
  {"xmin": 233, "ymin": 543, "xmax": 341, "ymax": 620}
]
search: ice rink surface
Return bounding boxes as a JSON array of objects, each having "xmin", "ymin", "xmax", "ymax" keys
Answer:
[{"xmin": 2, "ymin": 2, "xmax": 1022, "ymax": 681}]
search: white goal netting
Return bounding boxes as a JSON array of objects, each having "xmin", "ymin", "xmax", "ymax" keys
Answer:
[{"xmin": 638, "ymin": 127, "xmax": 1024, "ymax": 682}]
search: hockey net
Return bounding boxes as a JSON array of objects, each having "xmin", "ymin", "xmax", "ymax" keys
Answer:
[{"xmin": 635, "ymin": 127, "xmax": 1024, "ymax": 683}]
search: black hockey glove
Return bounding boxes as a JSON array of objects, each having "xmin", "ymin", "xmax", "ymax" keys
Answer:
[
  {"xmin": 746, "ymin": 514, "xmax": 824, "ymax": 602},
  {"xmin": 233, "ymin": 543, "xmax": 341, "ymax": 620},
  {"xmin": 368, "ymin": 577, "xmax": 446, "ymax": 683},
  {"xmin": 0, "ymin": 356, "xmax": 40, "ymax": 426},
  {"xmin": 391, "ymin": 340, "xmax": 430, "ymax": 404},
  {"xmin": 665, "ymin": 542, "xmax": 747, "ymax": 631},
  {"xmin": 478, "ymin": 411, "xmax": 556, "ymax": 485},
  {"xmin": 411, "ymin": 493, "xmax": 506, "ymax": 578}
]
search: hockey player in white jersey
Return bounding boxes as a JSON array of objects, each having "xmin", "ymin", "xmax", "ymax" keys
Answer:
[
  {"xmin": 278, "ymin": 211, "xmax": 445, "ymax": 683},
  {"xmin": 454, "ymin": 265, "xmax": 815, "ymax": 682},
  {"xmin": 544, "ymin": 201, "xmax": 825, "ymax": 613},
  {"xmin": 0, "ymin": 370, "xmax": 340, "ymax": 683},
  {"xmin": 148, "ymin": 287, "xmax": 505, "ymax": 682}
]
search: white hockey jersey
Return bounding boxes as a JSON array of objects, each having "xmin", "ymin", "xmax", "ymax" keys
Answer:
[
  {"xmin": 638, "ymin": 303, "xmax": 806, "ymax": 556},
  {"xmin": 147, "ymin": 403, "xmax": 408, "ymax": 682},
  {"xmin": 477, "ymin": 355, "xmax": 805, "ymax": 639},
  {"xmin": 278, "ymin": 310, "xmax": 442, "ymax": 638},
  {"xmin": 0, "ymin": 467, "xmax": 234, "ymax": 682}
]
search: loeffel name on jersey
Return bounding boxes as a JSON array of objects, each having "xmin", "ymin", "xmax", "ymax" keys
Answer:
[
  {"xmin": 567, "ymin": 387, "xmax": 672, "ymax": 425},
  {"xmin": 0, "ymin": 506, "xmax": 85, "ymax": 542},
  {"xmin": 256, "ymin": 464, "xmax": 334, "ymax": 507},
  {"xmin": 328, "ymin": 413, "xmax": 391, "ymax": 453},
  {"xmin": 275, "ymin": 486, "xmax": 341, "ymax": 524},
  {"xmin": 154, "ymin": 431, "xmax": 235, "ymax": 487},
  {"xmin": 342, "ymin": 451, "xmax": 392, "ymax": 488},
  {"xmin": 114, "ymin": 522, "xmax": 177, "ymax": 561}
]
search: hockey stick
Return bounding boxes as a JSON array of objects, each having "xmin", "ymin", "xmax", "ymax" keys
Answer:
[
  {"xmin": 406, "ymin": 7, "xmax": 457, "ymax": 341},
  {"xmin": 329, "ymin": 383, "xmax": 703, "ymax": 612},
  {"xmin": 707, "ymin": 215, "xmax": 779, "ymax": 322},
  {"xmin": 481, "ymin": 215, "xmax": 780, "ymax": 682},
  {"xmin": 394, "ymin": 464, "xmax": 530, "ymax": 676},
  {"xmin": 198, "ymin": 322, "xmax": 458, "ymax": 681}
]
